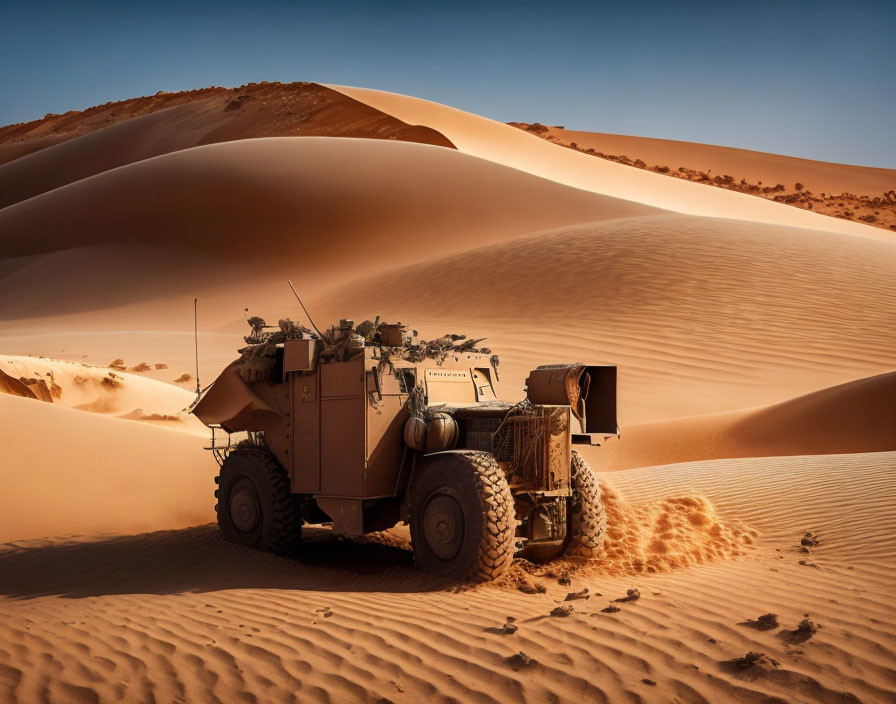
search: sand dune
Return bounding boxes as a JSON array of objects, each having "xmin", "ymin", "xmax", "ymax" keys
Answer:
[
  {"xmin": 320, "ymin": 214, "xmax": 896, "ymax": 422},
  {"xmin": 597, "ymin": 372, "xmax": 896, "ymax": 470},
  {"xmin": 0, "ymin": 137, "xmax": 658, "ymax": 325},
  {"xmin": 331, "ymin": 85, "xmax": 888, "ymax": 240},
  {"xmin": 0, "ymin": 82, "xmax": 454, "ymax": 209},
  {"xmin": 0, "ymin": 394, "xmax": 212, "ymax": 543},
  {"xmin": 536, "ymin": 126, "xmax": 896, "ymax": 198},
  {"xmin": 513, "ymin": 124, "xmax": 896, "ymax": 234},
  {"xmin": 0, "ymin": 355, "xmax": 198, "ymax": 421},
  {"xmin": 3, "ymin": 210, "xmax": 892, "ymax": 424},
  {"xmin": 0, "ymin": 82, "xmax": 453, "ymax": 161}
]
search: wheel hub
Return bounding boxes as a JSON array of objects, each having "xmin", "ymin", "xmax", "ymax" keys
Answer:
[
  {"xmin": 422, "ymin": 493, "xmax": 464, "ymax": 561},
  {"xmin": 230, "ymin": 479, "xmax": 260, "ymax": 532}
]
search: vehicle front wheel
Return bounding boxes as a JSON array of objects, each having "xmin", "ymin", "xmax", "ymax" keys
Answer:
[{"xmin": 409, "ymin": 451, "xmax": 516, "ymax": 582}]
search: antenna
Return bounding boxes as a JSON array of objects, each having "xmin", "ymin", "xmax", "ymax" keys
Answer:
[
  {"xmin": 287, "ymin": 279, "xmax": 324, "ymax": 337},
  {"xmin": 193, "ymin": 298, "xmax": 201, "ymax": 396}
]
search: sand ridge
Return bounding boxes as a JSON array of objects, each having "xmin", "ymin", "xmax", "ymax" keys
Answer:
[
  {"xmin": 0, "ymin": 81, "xmax": 454, "ymax": 207},
  {"xmin": 330, "ymin": 84, "xmax": 889, "ymax": 240}
]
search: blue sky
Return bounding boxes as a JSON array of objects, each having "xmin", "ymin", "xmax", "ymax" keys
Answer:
[{"xmin": 2, "ymin": 0, "xmax": 894, "ymax": 167}]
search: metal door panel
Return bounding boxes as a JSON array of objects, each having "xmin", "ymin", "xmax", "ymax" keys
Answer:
[
  {"xmin": 290, "ymin": 371, "xmax": 320, "ymax": 493},
  {"xmin": 320, "ymin": 397, "xmax": 365, "ymax": 496}
]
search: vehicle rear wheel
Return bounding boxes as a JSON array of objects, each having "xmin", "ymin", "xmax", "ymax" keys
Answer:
[
  {"xmin": 564, "ymin": 450, "xmax": 607, "ymax": 559},
  {"xmin": 215, "ymin": 449, "xmax": 302, "ymax": 555},
  {"xmin": 517, "ymin": 450, "xmax": 607, "ymax": 562},
  {"xmin": 409, "ymin": 451, "xmax": 515, "ymax": 582}
]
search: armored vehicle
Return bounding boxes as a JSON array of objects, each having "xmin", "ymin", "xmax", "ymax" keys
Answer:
[{"xmin": 192, "ymin": 317, "xmax": 618, "ymax": 581}]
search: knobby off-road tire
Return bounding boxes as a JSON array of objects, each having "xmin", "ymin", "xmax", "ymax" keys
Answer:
[
  {"xmin": 409, "ymin": 451, "xmax": 516, "ymax": 582},
  {"xmin": 215, "ymin": 449, "xmax": 302, "ymax": 555},
  {"xmin": 564, "ymin": 450, "xmax": 607, "ymax": 559}
]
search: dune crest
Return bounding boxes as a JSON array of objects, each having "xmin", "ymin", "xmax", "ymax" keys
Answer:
[
  {"xmin": 0, "ymin": 82, "xmax": 455, "ymax": 208},
  {"xmin": 331, "ymin": 84, "xmax": 889, "ymax": 239}
]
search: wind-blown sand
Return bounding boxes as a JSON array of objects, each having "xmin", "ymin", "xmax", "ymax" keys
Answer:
[{"xmin": 1, "ymin": 82, "xmax": 894, "ymax": 703}]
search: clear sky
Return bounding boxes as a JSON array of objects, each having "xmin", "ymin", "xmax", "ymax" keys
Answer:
[{"xmin": 3, "ymin": 0, "xmax": 895, "ymax": 168}]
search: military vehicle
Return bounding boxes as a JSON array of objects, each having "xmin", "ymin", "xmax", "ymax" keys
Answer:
[{"xmin": 192, "ymin": 316, "xmax": 618, "ymax": 581}]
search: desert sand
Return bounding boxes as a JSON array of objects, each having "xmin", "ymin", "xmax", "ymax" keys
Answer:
[{"xmin": 1, "ymin": 82, "xmax": 894, "ymax": 703}]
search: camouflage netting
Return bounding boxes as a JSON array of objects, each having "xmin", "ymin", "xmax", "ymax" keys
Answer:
[
  {"xmin": 234, "ymin": 317, "xmax": 313, "ymax": 384},
  {"xmin": 234, "ymin": 315, "xmax": 496, "ymax": 384}
]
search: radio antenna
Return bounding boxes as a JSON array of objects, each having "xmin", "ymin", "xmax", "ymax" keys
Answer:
[
  {"xmin": 287, "ymin": 279, "xmax": 324, "ymax": 338},
  {"xmin": 193, "ymin": 298, "xmax": 201, "ymax": 396}
]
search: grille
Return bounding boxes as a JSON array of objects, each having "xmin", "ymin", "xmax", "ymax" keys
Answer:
[
  {"xmin": 492, "ymin": 416, "xmax": 545, "ymax": 483},
  {"xmin": 465, "ymin": 418, "xmax": 501, "ymax": 452},
  {"xmin": 461, "ymin": 408, "xmax": 569, "ymax": 491}
]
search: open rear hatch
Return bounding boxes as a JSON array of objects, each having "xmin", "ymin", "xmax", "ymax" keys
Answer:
[{"xmin": 525, "ymin": 364, "xmax": 618, "ymax": 445}]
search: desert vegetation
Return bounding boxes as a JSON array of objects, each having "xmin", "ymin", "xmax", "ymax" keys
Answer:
[{"xmin": 509, "ymin": 122, "xmax": 896, "ymax": 232}]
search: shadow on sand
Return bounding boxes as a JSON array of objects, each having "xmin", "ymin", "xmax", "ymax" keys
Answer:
[{"xmin": 0, "ymin": 525, "xmax": 449, "ymax": 599}]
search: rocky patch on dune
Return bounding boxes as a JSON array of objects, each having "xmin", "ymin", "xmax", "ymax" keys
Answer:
[
  {"xmin": 722, "ymin": 651, "xmax": 780, "ymax": 673},
  {"xmin": 119, "ymin": 409, "xmax": 183, "ymax": 423},
  {"xmin": 740, "ymin": 613, "xmax": 780, "ymax": 631},
  {"xmin": 505, "ymin": 651, "xmax": 537, "ymax": 671},
  {"xmin": 0, "ymin": 367, "xmax": 61, "ymax": 402},
  {"xmin": 779, "ymin": 616, "xmax": 819, "ymax": 644}
]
